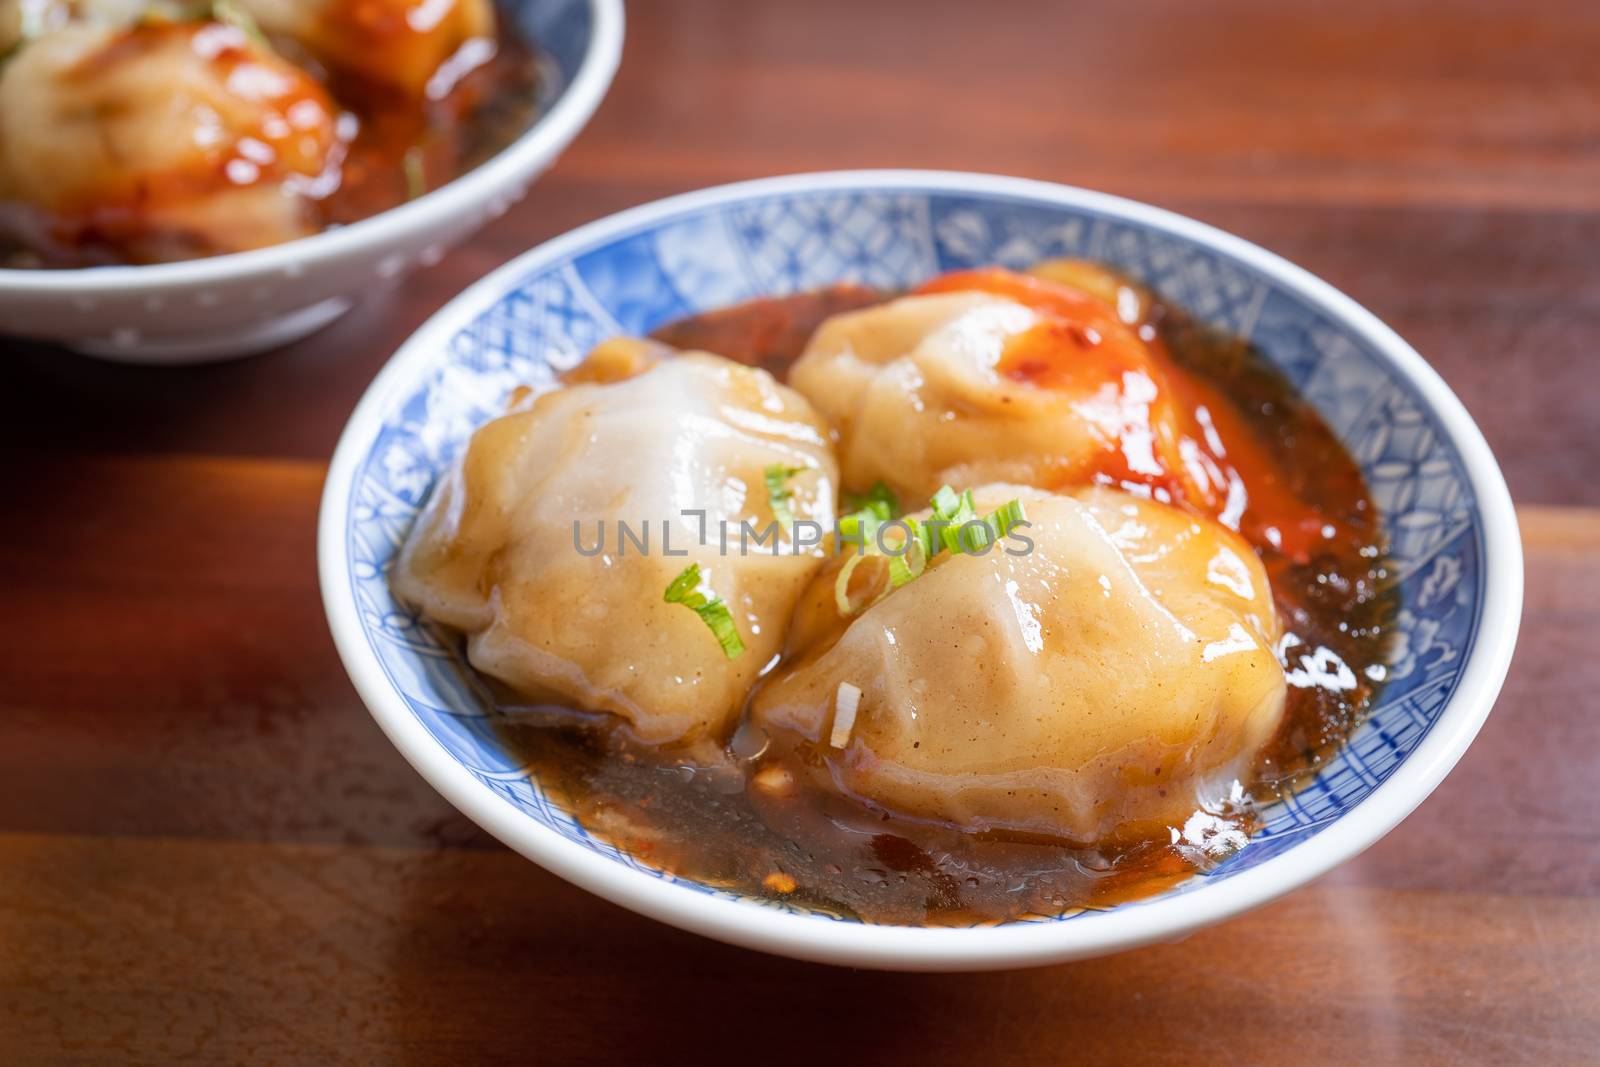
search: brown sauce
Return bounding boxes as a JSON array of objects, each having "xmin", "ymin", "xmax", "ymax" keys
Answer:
[
  {"xmin": 316, "ymin": 29, "xmax": 542, "ymax": 228},
  {"xmin": 483, "ymin": 278, "xmax": 1398, "ymax": 925}
]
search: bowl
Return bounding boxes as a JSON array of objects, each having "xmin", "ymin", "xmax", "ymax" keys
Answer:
[
  {"xmin": 318, "ymin": 171, "xmax": 1522, "ymax": 971},
  {"xmin": 0, "ymin": 0, "xmax": 623, "ymax": 364}
]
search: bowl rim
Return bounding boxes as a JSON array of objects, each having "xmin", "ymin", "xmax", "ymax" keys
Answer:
[
  {"xmin": 318, "ymin": 169, "xmax": 1523, "ymax": 971},
  {"xmin": 0, "ymin": 0, "xmax": 624, "ymax": 293}
]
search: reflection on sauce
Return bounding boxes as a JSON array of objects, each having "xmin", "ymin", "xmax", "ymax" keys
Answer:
[{"xmin": 476, "ymin": 274, "xmax": 1398, "ymax": 925}]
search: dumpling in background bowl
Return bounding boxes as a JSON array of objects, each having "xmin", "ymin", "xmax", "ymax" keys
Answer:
[
  {"xmin": 0, "ymin": 17, "xmax": 346, "ymax": 263},
  {"xmin": 236, "ymin": 0, "xmax": 495, "ymax": 97},
  {"xmin": 0, "ymin": 0, "xmax": 622, "ymax": 361}
]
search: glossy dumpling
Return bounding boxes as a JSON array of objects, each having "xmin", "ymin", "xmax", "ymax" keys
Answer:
[
  {"xmin": 748, "ymin": 485, "xmax": 1287, "ymax": 844},
  {"xmin": 237, "ymin": 0, "xmax": 495, "ymax": 96},
  {"xmin": 394, "ymin": 343, "xmax": 839, "ymax": 749},
  {"xmin": 0, "ymin": 20, "xmax": 344, "ymax": 263},
  {"xmin": 786, "ymin": 277, "xmax": 1213, "ymax": 509}
]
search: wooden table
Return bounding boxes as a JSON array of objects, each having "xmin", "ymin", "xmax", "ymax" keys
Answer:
[{"xmin": 3, "ymin": 1, "xmax": 1597, "ymax": 1062}]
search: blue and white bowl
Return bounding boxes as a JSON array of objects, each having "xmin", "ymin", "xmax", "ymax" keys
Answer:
[{"xmin": 318, "ymin": 172, "xmax": 1522, "ymax": 971}]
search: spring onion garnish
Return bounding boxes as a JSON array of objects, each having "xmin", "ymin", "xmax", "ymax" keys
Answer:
[
  {"xmin": 833, "ymin": 552, "xmax": 872, "ymax": 615},
  {"xmin": 929, "ymin": 486, "xmax": 980, "ymax": 554},
  {"xmin": 928, "ymin": 485, "xmax": 961, "ymax": 519},
  {"xmin": 764, "ymin": 464, "xmax": 804, "ymax": 529},
  {"xmin": 663, "ymin": 563, "xmax": 745, "ymax": 659},
  {"xmin": 832, "ymin": 485, "xmax": 1028, "ymax": 617},
  {"xmin": 838, "ymin": 481, "xmax": 897, "ymax": 542},
  {"xmin": 982, "ymin": 497, "xmax": 1030, "ymax": 545},
  {"xmin": 212, "ymin": 0, "xmax": 272, "ymax": 48},
  {"xmin": 884, "ymin": 528, "xmax": 927, "ymax": 587},
  {"xmin": 844, "ymin": 482, "xmax": 897, "ymax": 520}
]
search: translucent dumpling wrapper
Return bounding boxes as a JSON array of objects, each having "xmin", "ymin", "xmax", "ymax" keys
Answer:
[
  {"xmin": 786, "ymin": 275, "xmax": 1193, "ymax": 501},
  {"xmin": 748, "ymin": 485, "xmax": 1288, "ymax": 844},
  {"xmin": 787, "ymin": 267, "xmax": 1333, "ymax": 561},
  {"xmin": 394, "ymin": 342, "xmax": 840, "ymax": 749}
]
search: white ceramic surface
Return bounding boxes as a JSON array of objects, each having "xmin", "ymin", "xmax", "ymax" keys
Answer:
[{"xmin": 0, "ymin": 0, "xmax": 622, "ymax": 364}]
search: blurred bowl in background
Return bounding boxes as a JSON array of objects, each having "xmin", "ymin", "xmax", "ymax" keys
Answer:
[{"xmin": 0, "ymin": 0, "xmax": 622, "ymax": 365}]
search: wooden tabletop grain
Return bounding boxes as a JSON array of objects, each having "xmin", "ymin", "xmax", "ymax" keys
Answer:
[{"xmin": 3, "ymin": 1, "xmax": 1598, "ymax": 1063}]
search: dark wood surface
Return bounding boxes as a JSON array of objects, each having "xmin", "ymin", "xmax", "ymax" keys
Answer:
[{"xmin": 2, "ymin": 1, "xmax": 1598, "ymax": 1063}]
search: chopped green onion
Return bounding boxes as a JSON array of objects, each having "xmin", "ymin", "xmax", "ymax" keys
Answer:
[
  {"xmin": 837, "ymin": 510, "xmax": 875, "ymax": 545},
  {"xmin": 832, "ymin": 529, "xmax": 917, "ymax": 617},
  {"xmin": 211, "ymin": 0, "xmax": 272, "ymax": 48},
  {"xmin": 663, "ymin": 564, "xmax": 702, "ymax": 603},
  {"xmin": 885, "ymin": 534, "xmax": 926, "ymax": 587},
  {"xmin": 834, "ymin": 553, "xmax": 871, "ymax": 615},
  {"xmin": 764, "ymin": 464, "xmax": 804, "ymax": 529},
  {"xmin": 838, "ymin": 481, "xmax": 896, "ymax": 546},
  {"xmin": 832, "ymin": 485, "xmax": 1028, "ymax": 616},
  {"xmin": 970, "ymin": 496, "xmax": 1030, "ymax": 553},
  {"xmin": 844, "ymin": 481, "xmax": 897, "ymax": 521},
  {"xmin": 663, "ymin": 563, "xmax": 745, "ymax": 658},
  {"xmin": 694, "ymin": 600, "xmax": 744, "ymax": 659},
  {"xmin": 985, "ymin": 498, "xmax": 1029, "ymax": 540},
  {"xmin": 932, "ymin": 488, "xmax": 979, "ymax": 554}
]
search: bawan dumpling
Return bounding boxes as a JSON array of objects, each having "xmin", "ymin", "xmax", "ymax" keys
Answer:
[
  {"xmin": 787, "ymin": 267, "xmax": 1237, "ymax": 519},
  {"xmin": 236, "ymin": 0, "xmax": 496, "ymax": 97},
  {"xmin": 394, "ymin": 341, "xmax": 839, "ymax": 749},
  {"xmin": 748, "ymin": 485, "xmax": 1287, "ymax": 845},
  {"xmin": 0, "ymin": 19, "xmax": 344, "ymax": 262}
]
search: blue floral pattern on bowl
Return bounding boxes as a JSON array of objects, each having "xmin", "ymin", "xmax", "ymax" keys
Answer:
[{"xmin": 342, "ymin": 183, "xmax": 1483, "ymax": 923}]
